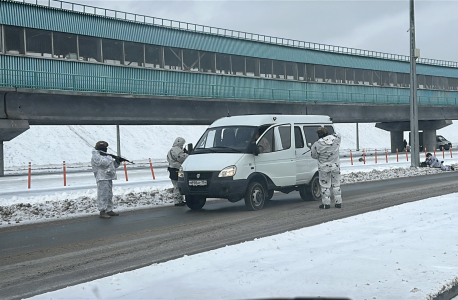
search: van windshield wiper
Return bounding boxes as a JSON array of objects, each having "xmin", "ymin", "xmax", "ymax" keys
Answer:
[
  {"xmin": 193, "ymin": 148, "xmax": 217, "ymax": 153},
  {"xmin": 211, "ymin": 146, "xmax": 242, "ymax": 153}
]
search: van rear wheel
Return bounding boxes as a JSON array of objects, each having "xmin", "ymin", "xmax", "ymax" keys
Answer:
[
  {"xmin": 244, "ymin": 181, "xmax": 266, "ymax": 211},
  {"xmin": 299, "ymin": 174, "xmax": 321, "ymax": 201},
  {"xmin": 185, "ymin": 195, "xmax": 206, "ymax": 210}
]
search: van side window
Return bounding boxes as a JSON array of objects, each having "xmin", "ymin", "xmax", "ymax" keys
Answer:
[
  {"xmin": 258, "ymin": 127, "xmax": 274, "ymax": 153},
  {"xmin": 275, "ymin": 125, "xmax": 291, "ymax": 150},
  {"xmin": 303, "ymin": 126, "xmax": 320, "ymax": 145},
  {"xmin": 294, "ymin": 126, "xmax": 304, "ymax": 148}
]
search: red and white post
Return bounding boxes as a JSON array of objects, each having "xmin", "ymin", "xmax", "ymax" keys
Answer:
[
  {"xmin": 63, "ymin": 161, "xmax": 67, "ymax": 187},
  {"xmin": 28, "ymin": 162, "xmax": 31, "ymax": 189},
  {"xmin": 149, "ymin": 158, "xmax": 156, "ymax": 180},
  {"xmin": 123, "ymin": 162, "xmax": 128, "ymax": 181}
]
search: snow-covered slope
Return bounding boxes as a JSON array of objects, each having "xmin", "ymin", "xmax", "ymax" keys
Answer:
[{"xmin": 4, "ymin": 122, "xmax": 457, "ymax": 169}]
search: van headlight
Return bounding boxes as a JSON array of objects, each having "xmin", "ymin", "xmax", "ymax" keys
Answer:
[
  {"xmin": 178, "ymin": 166, "xmax": 184, "ymax": 178},
  {"xmin": 218, "ymin": 165, "xmax": 236, "ymax": 177}
]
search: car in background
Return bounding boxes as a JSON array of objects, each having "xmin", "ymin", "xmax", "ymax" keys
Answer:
[{"xmin": 436, "ymin": 135, "xmax": 452, "ymax": 150}]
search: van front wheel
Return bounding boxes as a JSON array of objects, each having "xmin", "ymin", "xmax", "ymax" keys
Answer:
[
  {"xmin": 185, "ymin": 195, "xmax": 206, "ymax": 210},
  {"xmin": 299, "ymin": 175, "xmax": 321, "ymax": 201},
  {"xmin": 244, "ymin": 181, "xmax": 266, "ymax": 211}
]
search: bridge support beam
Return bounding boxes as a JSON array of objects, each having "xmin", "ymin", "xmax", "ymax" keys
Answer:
[
  {"xmin": 0, "ymin": 120, "xmax": 30, "ymax": 176},
  {"xmin": 375, "ymin": 120, "xmax": 452, "ymax": 154},
  {"xmin": 422, "ymin": 129, "xmax": 436, "ymax": 154},
  {"xmin": 390, "ymin": 131, "xmax": 404, "ymax": 153}
]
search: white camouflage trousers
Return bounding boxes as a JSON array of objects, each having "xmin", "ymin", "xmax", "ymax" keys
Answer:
[
  {"xmin": 171, "ymin": 180, "xmax": 184, "ymax": 204},
  {"xmin": 319, "ymin": 170, "xmax": 342, "ymax": 205},
  {"xmin": 97, "ymin": 180, "xmax": 114, "ymax": 212}
]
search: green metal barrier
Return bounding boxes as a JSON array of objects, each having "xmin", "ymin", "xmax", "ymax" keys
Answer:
[{"xmin": 0, "ymin": 68, "xmax": 456, "ymax": 106}]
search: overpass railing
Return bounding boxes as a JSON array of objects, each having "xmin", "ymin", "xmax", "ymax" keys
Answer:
[
  {"xmin": 1, "ymin": 68, "xmax": 457, "ymax": 106},
  {"xmin": 8, "ymin": 0, "xmax": 458, "ymax": 69}
]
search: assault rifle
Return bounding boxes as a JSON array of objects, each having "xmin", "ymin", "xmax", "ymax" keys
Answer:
[{"xmin": 98, "ymin": 151, "xmax": 134, "ymax": 164}]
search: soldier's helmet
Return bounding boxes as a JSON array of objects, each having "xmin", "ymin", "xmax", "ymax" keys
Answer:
[{"xmin": 95, "ymin": 141, "xmax": 109, "ymax": 150}]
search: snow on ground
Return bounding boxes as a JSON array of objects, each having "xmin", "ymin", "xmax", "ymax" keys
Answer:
[
  {"xmin": 1, "ymin": 157, "xmax": 457, "ymax": 226},
  {"xmin": 2, "ymin": 122, "xmax": 458, "ymax": 299},
  {"xmin": 3, "ymin": 122, "xmax": 457, "ymax": 172},
  {"xmin": 25, "ymin": 193, "xmax": 458, "ymax": 300}
]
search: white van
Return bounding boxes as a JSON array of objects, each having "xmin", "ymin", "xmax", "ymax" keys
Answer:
[{"xmin": 177, "ymin": 114, "xmax": 335, "ymax": 211}]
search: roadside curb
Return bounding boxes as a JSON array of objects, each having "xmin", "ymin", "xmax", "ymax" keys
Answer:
[{"xmin": 430, "ymin": 278, "xmax": 458, "ymax": 300}]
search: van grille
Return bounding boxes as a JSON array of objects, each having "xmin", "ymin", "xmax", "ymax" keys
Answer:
[{"xmin": 187, "ymin": 172, "xmax": 213, "ymax": 180}]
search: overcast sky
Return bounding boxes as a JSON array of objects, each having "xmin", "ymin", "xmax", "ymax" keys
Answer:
[{"xmin": 71, "ymin": 1, "xmax": 456, "ymax": 62}]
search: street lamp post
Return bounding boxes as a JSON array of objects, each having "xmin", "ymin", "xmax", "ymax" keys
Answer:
[{"xmin": 409, "ymin": 0, "xmax": 419, "ymax": 167}]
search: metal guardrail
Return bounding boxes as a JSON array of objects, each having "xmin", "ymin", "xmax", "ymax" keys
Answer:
[
  {"xmin": 1, "ymin": 68, "xmax": 456, "ymax": 106},
  {"xmin": 7, "ymin": 0, "xmax": 458, "ymax": 69}
]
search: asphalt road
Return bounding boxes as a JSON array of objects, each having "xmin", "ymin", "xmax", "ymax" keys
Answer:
[{"xmin": 1, "ymin": 172, "xmax": 458, "ymax": 300}]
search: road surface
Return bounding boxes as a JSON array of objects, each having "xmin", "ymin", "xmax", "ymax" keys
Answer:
[{"xmin": 0, "ymin": 172, "xmax": 457, "ymax": 300}]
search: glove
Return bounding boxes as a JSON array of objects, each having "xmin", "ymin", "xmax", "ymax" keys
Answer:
[
  {"xmin": 183, "ymin": 148, "xmax": 188, "ymax": 154},
  {"xmin": 115, "ymin": 157, "xmax": 122, "ymax": 164},
  {"xmin": 99, "ymin": 152, "xmax": 107, "ymax": 156}
]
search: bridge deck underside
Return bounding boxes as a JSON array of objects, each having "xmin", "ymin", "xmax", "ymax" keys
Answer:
[{"xmin": 0, "ymin": 89, "xmax": 457, "ymax": 125}]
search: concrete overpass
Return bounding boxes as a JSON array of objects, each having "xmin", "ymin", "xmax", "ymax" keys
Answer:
[{"xmin": 0, "ymin": 87, "xmax": 456, "ymax": 175}]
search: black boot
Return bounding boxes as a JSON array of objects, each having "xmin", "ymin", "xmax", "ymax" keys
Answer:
[
  {"xmin": 99, "ymin": 211, "xmax": 111, "ymax": 219},
  {"xmin": 335, "ymin": 203, "xmax": 342, "ymax": 208},
  {"xmin": 319, "ymin": 204, "xmax": 331, "ymax": 209}
]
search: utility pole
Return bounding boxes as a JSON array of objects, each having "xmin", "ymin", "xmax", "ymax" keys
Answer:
[
  {"xmin": 116, "ymin": 125, "xmax": 121, "ymax": 157},
  {"xmin": 409, "ymin": 0, "xmax": 419, "ymax": 167},
  {"xmin": 356, "ymin": 123, "xmax": 360, "ymax": 151}
]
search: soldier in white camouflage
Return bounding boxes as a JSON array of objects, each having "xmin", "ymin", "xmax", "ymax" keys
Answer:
[
  {"xmin": 91, "ymin": 141, "xmax": 121, "ymax": 219},
  {"xmin": 167, "ymin": 137, "xmax": 189, "ymax": 206},
  {"xmin": 311, "ymin": 127, "xmax": 342, "ymax": 209}
]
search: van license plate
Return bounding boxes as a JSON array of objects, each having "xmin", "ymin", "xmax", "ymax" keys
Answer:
[{"xmin": 189, "ymin": 180, "xmax": 207, "ymax": 186}]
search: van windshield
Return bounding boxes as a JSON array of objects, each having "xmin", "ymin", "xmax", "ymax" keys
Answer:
[{"xmin": 193, "ymin": 126, "xmax": 258, "ymax": 154}]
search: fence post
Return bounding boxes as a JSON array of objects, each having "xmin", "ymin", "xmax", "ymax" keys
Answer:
[
  {"xmin": 450, "ymin": 147, "xmax": 453, "ymax": 159},
  {"xmin": 28, "ymin": 162, "xmax": 31, "ymax": 189},
  {"xmin": 149, "ymin": 158, "xmax": 156, "ymax": 180},
  {"xmin": 363, "ymin": 149, "xmax": 366, "ymax": 164},
  {"xmin": 123, "ymin": 162, "xmax": 128, "ymax": 181},
  {"xmin": 375, "ymin": 150, "xmax": 377, "ymax": 164},
  {"xmin": 385, "ymin": 149, "xmax": 388, "ymax": 163},
  {"xmin": 350, "ymin": 150, "xmax": 353, "ymax": 165},
  {"xmin": 434, "ymin": 148, "xmax": 436, "ymax": 157},
  {"xmin": 396, "ymin": 148, "xmax": 399, "ymax": 162},
  {"xmin": 443, "ymin": 147, "xmax": 445, "ymax": 159},
  {"xmin": 406, "ymin": 150, "xmax": 409, "ymax": 161},
  {"xmin": 63, "ymin": 161, "xmax": 67, "ymax": 186}
]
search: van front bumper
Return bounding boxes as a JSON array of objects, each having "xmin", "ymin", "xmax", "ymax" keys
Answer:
[{"xmin": 177, "ymin": 171, "xmax": 248, "ymax": 199}]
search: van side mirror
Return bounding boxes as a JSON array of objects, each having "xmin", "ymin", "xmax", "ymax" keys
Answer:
[
  {"xmin": 251, "ymin": 141, "xmax": 259, "ymax": 156},
  {"xmin": 187, "ymin": 143, "xmax": 193, "ymax": 154}
]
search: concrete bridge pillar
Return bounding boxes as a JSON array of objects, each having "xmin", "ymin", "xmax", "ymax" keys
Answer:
[
  {"xmin": 422, "ymin": 129, "xmax": 436, "ymax": 153},
  {"xmin": 375, "ymin": 120, "xmax": 452, "ymax": 154},
  {"xmin": 390, "ymin": 131, "xmax": 404, "ymax": 153},
  {"xmin": 0, "ymin": 120, "xmax": 30, "ymax": 176}
]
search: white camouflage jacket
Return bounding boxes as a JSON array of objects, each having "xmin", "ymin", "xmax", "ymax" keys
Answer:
[
  {"xmin": 311, "ymin": 133, "xmax": 341, "ymax": 172},
  {"xmin": 167, "ymin": 137, "xmax": 189, "ymax": 169},
  {"xmin": 91, "ymin": 149, "xmax": 120, "ymax": 182}
]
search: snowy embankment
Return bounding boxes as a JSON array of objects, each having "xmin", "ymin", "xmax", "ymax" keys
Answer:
[{"xmin": 0, "ymin": 163, "xmax": 455, "ymax": 226}]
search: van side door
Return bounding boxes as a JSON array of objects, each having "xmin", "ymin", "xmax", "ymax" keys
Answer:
[
  {"xmin": 254, "ymin": 123, "xmax": 296, "ymax": 187},
  {"xmin": 294, "ymin": 125, "xmax": 309, "ymax": 184}
]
